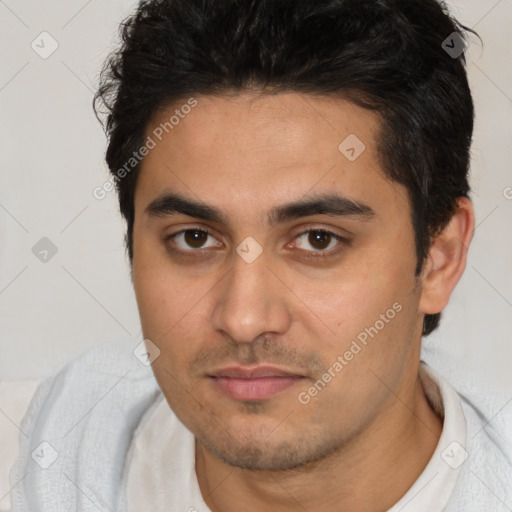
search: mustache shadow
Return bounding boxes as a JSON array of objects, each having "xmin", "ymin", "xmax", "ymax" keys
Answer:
[{"xmin": 189, "ymin": 335, "xmax": 325, "ymax": 377}]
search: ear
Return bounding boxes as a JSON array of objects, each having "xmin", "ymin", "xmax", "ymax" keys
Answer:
[{"xmin": 418, "ymin": 197, "xmax": 475, "ymax": 315}]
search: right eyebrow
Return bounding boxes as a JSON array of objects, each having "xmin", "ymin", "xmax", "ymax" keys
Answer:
[{"xmin": 145, "ymin": 192, "xmax": 228, "ymax": 224}]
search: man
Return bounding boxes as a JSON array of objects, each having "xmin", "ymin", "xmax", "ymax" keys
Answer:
[{"xmin": 9, "ymin": 0, "xmax": 512, "ymax": 511}]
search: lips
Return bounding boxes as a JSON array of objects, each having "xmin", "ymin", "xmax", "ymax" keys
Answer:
[{"xmin": 208, "ymin": 365, "xmax": 306, "ymax": 401}]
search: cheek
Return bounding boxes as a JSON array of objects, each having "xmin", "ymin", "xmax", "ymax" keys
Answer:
[
  {"xmin": 133, "ymin": 267, "xmax": 201, "ymax": 390},
  {"xmin": 132, "ymin": 234, "xmax": 203, "ymax": 330},
  {"xmin": 287, "ymin": 249, "xmax": 418, "ymax": 373},
  {"xmin": 134, "ymin": 266, "xmax": 205, "ymax": 338},
  {"xmin": 291, "ymin": 259, "xmax": 400, "ymax": 333},
  {"xmin": 132, "ymin": 249, "xmax": 220, "ymax": 383}
]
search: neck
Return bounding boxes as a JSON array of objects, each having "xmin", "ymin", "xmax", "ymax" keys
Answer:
[{"xmin": 195, "ymin": 367, "xmax": 443, "ymax": 512}]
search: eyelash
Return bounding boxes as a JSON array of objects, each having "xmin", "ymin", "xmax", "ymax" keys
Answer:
[{"xmin": 163, "ymin": 226, "xmax": 349, "ymax": 259}]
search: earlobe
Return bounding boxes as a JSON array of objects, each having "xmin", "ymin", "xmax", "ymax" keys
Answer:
[{"xmin": 419, "ymin": 197, "xmax": 475, "ymax": 315}]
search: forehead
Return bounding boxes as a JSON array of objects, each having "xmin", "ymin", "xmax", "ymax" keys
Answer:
[
  {"xmin": 136, "ymin": 92, "xmax": 407, "ymax": 222},
  {"xmin": 146, "ymin": 92, "xmax": 379, "ymax": 164}
]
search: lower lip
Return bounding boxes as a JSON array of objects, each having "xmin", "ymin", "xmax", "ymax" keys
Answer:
[{"xmin": 210, "ymin": 376, "xmax": 304, "ymax": 401}]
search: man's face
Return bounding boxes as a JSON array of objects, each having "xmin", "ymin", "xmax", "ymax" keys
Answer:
[{"xmin": 132, "ymin": 92, "xmax": 425, "ymax": 471}]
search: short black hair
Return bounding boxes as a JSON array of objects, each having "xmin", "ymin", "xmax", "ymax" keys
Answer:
[{"xmin": 94, "ymin": 0, "xmax": 477, "ymax": 336}]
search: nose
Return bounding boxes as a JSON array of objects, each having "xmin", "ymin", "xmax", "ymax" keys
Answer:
[{"xmin": 211, "ymin": 250, "xmax": 292, "ymax": 344}]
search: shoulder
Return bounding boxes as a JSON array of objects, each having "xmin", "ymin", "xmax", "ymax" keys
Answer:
[
  {"xmin": 0, "ymin": 379, "xmax": 42, "ymax": 512},
  {"xmin": 19, "ymin": 343, "xmax": 160, "ymax": 441},
  {"xmin": 445, "ymin": 390, "xmax": 512, "ymax": 511},
  {"xmin": 9, "ymin": 343, "xmax": 161, "ymax": 512}
]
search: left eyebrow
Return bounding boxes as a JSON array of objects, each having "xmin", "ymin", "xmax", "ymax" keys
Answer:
[
  {"xmin": 268, "ymin": 193, "xmax": 376, "ymax": 226},
  {"xmin": 144, "ymin": 191, "xmax": 376, "ymax": 227}
]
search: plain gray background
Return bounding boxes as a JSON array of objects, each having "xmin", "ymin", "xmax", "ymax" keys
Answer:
[{"xmin": 0, "ymin": 0, "xmax": 511, "ymax": 399}]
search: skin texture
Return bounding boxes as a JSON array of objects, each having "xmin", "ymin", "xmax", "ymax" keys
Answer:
[{"xmin": 131, "ymin": 92, "xmax": 474, "ymax": 511}]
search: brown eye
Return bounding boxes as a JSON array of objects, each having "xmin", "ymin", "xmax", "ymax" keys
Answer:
[
  {"xmin": 184, "ymin": 230, "xmax": 209, "ymax": 248},
  {"xmin": 166, "ymin": 229, "xmax": 221, "ymax": 253},
  {"xmin": 292, "ymin": 229, "xmax": 347, "ymax": 258},
  {"xmin": 308, "ymin": 230, "xmax": 332, "ymax": 250}
]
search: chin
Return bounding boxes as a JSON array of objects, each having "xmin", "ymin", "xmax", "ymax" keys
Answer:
[{"xmin": 197, "ymin": 432, "xmax": 342, "ymax": 472}]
